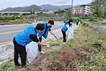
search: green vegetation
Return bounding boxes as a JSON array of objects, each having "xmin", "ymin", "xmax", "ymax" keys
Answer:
[
  {"xmin": 46, "ymin": 22, "xmax": 106, "ymax": 71},
  {"xmin": 0, "ymin": 16, "xmax": 32, "ymax": 24},
  {"xmin": 64, "ymin": 10, "xmax": 72, "ymax": 21},
  {"xmin": 92, "ymin": 0, "xmax": 106, "ymax": 18},
  {"xmin": 0, "ymin": 19, "xmax": 106, "ymax": 71},
  {"xmin": 0, "ymin": 59, "xmax": 14, "ymax": 71},
  {"xmin": 95, "ymin": 22, "xmax": 106, "ymax": 26},
  {"xmin": 67, "ymin": 24, "xmax": 106, "ymax": 71},
  {"xmin": 41, "ymin": 23, "xmax": 106, "ymax": 71}
]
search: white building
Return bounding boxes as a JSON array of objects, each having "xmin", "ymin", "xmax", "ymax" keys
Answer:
[
  {"xmin": 73, "ymin": 5, "xmax": 92, "ymax": 16},
  {"xmin": 84, "ymin": 5, "xmax": 92, "ymax": 15}
]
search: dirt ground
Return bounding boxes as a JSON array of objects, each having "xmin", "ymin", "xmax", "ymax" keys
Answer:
[{"xmin": 19, "ymin": 46, "xmax": 100, "ymax": 71}]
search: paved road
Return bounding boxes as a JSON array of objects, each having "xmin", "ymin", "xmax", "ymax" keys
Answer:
[
  {"xmin": 96, "ymin": 26, "xmax": 106, "ymax": 29},
  {"xmin": 0, "ymin": 21, "xmax": 63, "ymax": 44},
  {"xmin": 0, "ymin": 24, "xmax": 30, "ymax": 43}
]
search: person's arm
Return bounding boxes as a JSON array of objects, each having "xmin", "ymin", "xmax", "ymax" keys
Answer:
[
  {"xmin": 29, "ymin": 35, "xmax": 47, "ymax": 46},
  {"xmin": 29, "ymin": 35, "xmax": 39, "ymax": 42},
  {"xmin": 42, "ymin": 36, "xmax": 46, "ymax": 41},
  {"xmin": 66, "ymin": 24, "xmax": 69, "ymax": 28},
  {"xmin": 38, "ymin": 42, "xmax": 47, "ymax": 46}
]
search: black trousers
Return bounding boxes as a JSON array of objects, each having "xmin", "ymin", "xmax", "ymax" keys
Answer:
[
  {"xmin": 38, "ymin": 38, "xmax": 42, "ymax": 52},
  {"xmin": 62, "ymin": 31, "xmax": 66, "ymax": 42},
  {"xmin": 38, "ymin": 45, "xmax": 42, "ymax": 52},
  {"xmin": 13, "ymin": 38, "xmax": 26, "ymax": 67}
]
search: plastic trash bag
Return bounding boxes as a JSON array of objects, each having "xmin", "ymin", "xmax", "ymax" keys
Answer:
[
  {"xmin": 67, "ymin": 23, "xmax": 76, "ymax": 40},
  {"xmin": 46, "ymin": 44, "xmax": 51, "ymax": 48},
  {"xmin": 67, "ymin": 27, "xmax": 74, "ymax": 40},
  {"xmin": 26, "ymin": 41, "xmax": 39, "ymax": 64},
  {"xmin": 73, "ymin": 23, "xmax": 78, "ymax": 30}
]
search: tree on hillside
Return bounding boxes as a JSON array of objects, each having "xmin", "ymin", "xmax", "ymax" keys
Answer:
[
  {"xmin": 64, "ymin": 9, "xmax": 72, "ymax": 21},
  {"xmin": 92, "ymin": 0, "xmax": 106, "ymax": 17}
]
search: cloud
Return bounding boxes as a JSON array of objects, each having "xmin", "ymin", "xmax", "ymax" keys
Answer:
[
  {"xmin": 0, "ymin": 0, "xmax": 92, "ymax": 10},
  {"xmin": 52, "ymin": 0, "xmax": 69, "ymax": 4}
]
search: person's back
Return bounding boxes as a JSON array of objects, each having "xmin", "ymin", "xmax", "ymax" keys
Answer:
[
  {"xmin": 61, "ymin": 21, "xmax": 70, "ymax": 42},
  {"xmin": 61, "ymin": 22, "xmax": 69, "ymax": 32},
  {"xmin": 61, "ymin": 19, "xmax": 73, "ymax": 42},
  {"xmin": 13, "ymin": 23, "xmax": 44, "ymax": 67},
  {"xmin": 15, "ymin": 25, "xmax": 36, "ymax": 47},
  {"xmin": 39, "ymin": 21, "xmax": 53, "ymax": 39}
]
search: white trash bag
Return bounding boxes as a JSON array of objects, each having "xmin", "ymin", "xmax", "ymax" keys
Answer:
[
  {"xmin": 26, "ymin": 41, "xmax": 39, "ymax": 64},
  {"xmin": 46, "ymin": 42, "xmax": 51, "ymax": 48},
  {"xmin": 67, "ymin": 24, "xmax": 75, "ymax": 40},
  {"xmin": 67, "ymin": 27, "xmax": 74, "ymax": 40}
]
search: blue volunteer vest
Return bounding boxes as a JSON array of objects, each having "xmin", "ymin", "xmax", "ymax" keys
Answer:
[
  {"xmin": 15, "ymin": 25, "xmax": 37, "ymax": 46},
  {"xmin": 61, "ymin": 23, "xmax": 68, "ymax": 32},
  {"xmin": 39, "ymin": 23, "xmax": 51, "ymax": 39}
]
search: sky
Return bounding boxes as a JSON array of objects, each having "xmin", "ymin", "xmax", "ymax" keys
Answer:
[{"xmin": 0, "ymin": 0, "xmax": 92, "ymax": 10}]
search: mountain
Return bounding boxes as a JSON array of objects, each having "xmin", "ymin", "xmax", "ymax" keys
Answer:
[
  {"xmin": 0, "ymin": 5, "xmax": 41, "ymax": 12},
  {"xmin": 0, "ymin": 4, "xmax": 70, "ymax": 12},
  {"xmin": 41, "ymin": 4, "xmax": 70, "ymax": 11}
]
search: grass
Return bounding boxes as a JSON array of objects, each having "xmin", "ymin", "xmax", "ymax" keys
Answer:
[
  {"xmin": 44, "ymin": 40, "xmax": 63, "ymax": 60},
  {"xmin": 95, "ymin": 22, "xmax": 106, "ymax": 26},
  {"xmin": 78, "ymin": 51, "xmax": 106, "ymax": 71},
  {"xmin": 0, "ymin": 21, "xmax": 106, "ymax": 71},
  {"xmin": 0, "ymin": 16, "xmax": 32, "ymax": 24},
  {"xmin": 67, "ymin": 24, "xmax": 106, "ymax": 48},
  {"xmin": 43, "ymin": 23, "xmax": 106, "ymax": 71},
  {"xmin": 67, "ymin": 24, "xmax": 106, "ymax": 71},
  {"xmin": 0, "ymin": 59, "xmax": 14, "ymax": 71}
]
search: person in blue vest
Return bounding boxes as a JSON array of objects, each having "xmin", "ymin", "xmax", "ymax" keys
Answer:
[
  {"xmin": 13, "ymin": 24, "xmax": 45, "ymax": 68},
  {"xmin": 61, "ymin": 19, "xmax": 73, "ymax": 42},
  {"xmin": 37, "ymin": 20, "xmax": 55, "ymax": 53}
]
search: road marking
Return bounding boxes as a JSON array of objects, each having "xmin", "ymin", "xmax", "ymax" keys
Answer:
[
  {"xmin": 0, "ymin": 30, "xmax": 22, "ymax": 35},
  {"xmin": 0, "ymin": 26, "xmax": 61, "ymax": 35},
  {"xmin": 0, "ymin": 24, "xmax": 29, "ymax": 28}
]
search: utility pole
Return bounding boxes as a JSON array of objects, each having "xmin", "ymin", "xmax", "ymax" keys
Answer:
[
  {"xmin": 31, "ymin": 8, "xmax": 35, "ymax": 22},
  {"xmin": 71, "ymin": 0, "xmax": 73, "ymax": 17}
]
